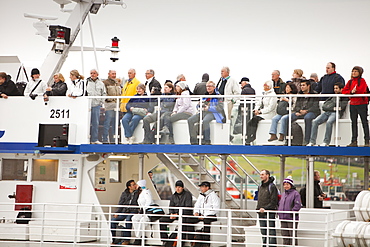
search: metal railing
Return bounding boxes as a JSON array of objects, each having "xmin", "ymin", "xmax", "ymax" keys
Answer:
[{"xmin": 0, "ymin": 202, "xmax": 355, "ymax": 247}]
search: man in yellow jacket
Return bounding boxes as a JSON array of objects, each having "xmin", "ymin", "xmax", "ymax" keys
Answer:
[{"xmin": 120, "ymin": 68, "xmax": 141, "ymax": 112}]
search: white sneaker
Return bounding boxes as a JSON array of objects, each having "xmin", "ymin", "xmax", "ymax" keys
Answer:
[
  {"xmin": 128, "ymin": 136, "xmax": 135, "ymax": 144},
  {"xmin": 306, "ymin": 143, "xmax": 315, "ymax": 146},
  {"xmin": 91, "ymin": 141, "xmax": 102, "ymax": 144},
  {"xmin": 320, "ymin": 143, "xmax": 329, "ymax": 147}
]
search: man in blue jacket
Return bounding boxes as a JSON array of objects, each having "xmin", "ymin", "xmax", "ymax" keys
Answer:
[{"xmin": 187, "ymin": 81, "xmax": 226, "ymax": 145}]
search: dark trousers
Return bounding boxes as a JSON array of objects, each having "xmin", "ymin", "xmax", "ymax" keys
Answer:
[
  {"xmin": 159, "ymin": 215, "xmax": 194, "ymax": 240},
  {"xmin": 258, "ymin": 212, "xmax": 276, "ymax": 247},
  {"xmin": 350, "ymin": 104, "xmax": 370, "ymax": 142},
  {"xmin": 280, "ymin": 221, "xmax": 298, "ymax": 246},
  {"xmin": 188, "ymin": 215, "xmax": 217, "ymax": 242}
]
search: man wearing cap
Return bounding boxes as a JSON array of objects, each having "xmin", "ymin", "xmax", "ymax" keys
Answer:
[
  {"xmin": 111, "ymin": 179, "xmax": 139, "ymax": 245},
  {"xmin": 188, "ymin": 81, "xmax": 226, "ymax": 145},
  {"xmin": 216, "ymin": 66, "xmax": 241, "ymax": 119},
  {"xmin": 256, "ymin": 169, "xmax": 278, "ymax": 247},
  {"xmin": 233, "ymin": 77, "xmax": 256, "ymax": 136},
  {"xmin": 159, "ymin": 180, "xmax": 193, "ymax": 244},
  {"xmin": 24, "ymin": 68, "xmax": 47, "ymax": 98},
  {"xmin": 271, "ymin": 70, "xmax": 286, "ymax": 94},
  {"xmin": 193, "ymin": 73, "xmax": 209, "ymax": 95},
  {"xmin": 190, "ymin": 181, "xmax": 220, "ymax": 246}
]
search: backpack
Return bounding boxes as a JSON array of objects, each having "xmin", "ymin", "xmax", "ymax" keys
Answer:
[
  {"xmin": 145, "ymin": 204, "xmax": 165, "ymax": 222},
  {"xmin": 290, "ymin": 122, "xmax": 303, "ymax": 146}
]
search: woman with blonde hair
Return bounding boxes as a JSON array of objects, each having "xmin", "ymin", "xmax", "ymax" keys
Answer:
[
  {"xmin": 43, "ymin": 73, "xmax": 67, "ymax": 102},
  {"xmin": 67, "ymin": 69, "xmax": 85, "ymax": 97},
  {"xmin": 291, "ymin": 69, "xmax": 305, "ymax": 92}
]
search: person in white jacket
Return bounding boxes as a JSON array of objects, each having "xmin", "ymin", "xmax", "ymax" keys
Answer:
[
  {"xmin": 131, "ymin": 180, "xmax": 153, "ymax": 245},
  {"xmin": 245, "ymin": 81, "xmax": 277, "ymax": 144},
  {"xmin": 24, "ymin": 68, "xmax": 47, "ymax": 99},
  {"xmin": 216, "ymin": 67, "xmax": 241, "ymax": 119},
  {"xmin": 190, "ymin": 181, "xmax": 220, "ymax": 246}
]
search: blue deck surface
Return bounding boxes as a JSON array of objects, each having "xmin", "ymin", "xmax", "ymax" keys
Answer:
[{"xmin": 0, "ymin": 142, "xmax": 369, "ymax": 156}]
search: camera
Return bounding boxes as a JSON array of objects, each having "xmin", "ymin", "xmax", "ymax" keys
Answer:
[{"xmin": 29, "ymin": 94, "xmax": 38, "ymax": 100}]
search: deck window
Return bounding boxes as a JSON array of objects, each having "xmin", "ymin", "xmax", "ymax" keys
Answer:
[{"xmin": 1, "ymin": 159, "xmax": 28, "ymax": 181}]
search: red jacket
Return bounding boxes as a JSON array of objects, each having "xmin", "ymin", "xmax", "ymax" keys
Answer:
[{"xmin": 342, "ymin": 77, "xmax": 369, "ymax": 105}]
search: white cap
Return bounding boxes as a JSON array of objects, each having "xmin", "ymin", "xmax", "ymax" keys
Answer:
[{"xmin": 137, "ymin": 180, "xmax": 146, "ymax": 188}]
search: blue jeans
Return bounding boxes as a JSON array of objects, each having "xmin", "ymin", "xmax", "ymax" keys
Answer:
[
  {"xmin": 103, "ymin": 110, "xmax": 117, "ymax": 142},
  {"xmin": 90, "ymin": 105, "xmax": 101, "ymax": 142},
  {"xmin": 279, "ymin": 112, "xmax": 317, "ymax": 143},
  {"xmin": 269, "ymin": 114, "xmax": 283, "ymax": 135},
  {"xmin": 310, "ymin": 111, "xmax": 336, "ymax": 144},
  {"xmin": 111, "ymin": 214, "xmax": 134, "ymax": 241},
  {"xmin": 259, "ymin": 212, "xmax": 276, "ymax": 247},
  {"xmin": 121, "ymin": 112, "xmax": 144, "ymax": 138}
]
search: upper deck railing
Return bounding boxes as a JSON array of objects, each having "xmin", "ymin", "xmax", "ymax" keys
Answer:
[{"xmin": 0, "ymin": 94, "xmax": 369, "ymax": 156}]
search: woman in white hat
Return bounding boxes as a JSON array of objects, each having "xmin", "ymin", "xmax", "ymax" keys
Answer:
[{"xmin": 131, "ymin": 180, "xmax": 153, "ymax": 245}]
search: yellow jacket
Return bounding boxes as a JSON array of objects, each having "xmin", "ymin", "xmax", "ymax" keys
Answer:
[{"xmin": 120, "ymin": 78, "xmax": 141, "ymax": 112}]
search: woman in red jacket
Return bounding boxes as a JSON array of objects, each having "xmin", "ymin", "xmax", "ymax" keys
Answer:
[{"xmin": 342, "ymin": 66, "xmax": 369, "ymax": 147}]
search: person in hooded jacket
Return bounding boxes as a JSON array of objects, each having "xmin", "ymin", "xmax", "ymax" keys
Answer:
[
  {"xmin": 188, "ymin": 81, "xmax": 226, "ymax": 145},
  {"xmin": 256, "ymin": 169, "xmax": 278, "ymax": 247},
  {"xmin": 278, "ymin": 176, "xmax": 302, "ymax": 246},
  {"xmin": 0, "ymin": 72, "xmax": 21, "ymax": 98},
  {"xmin": 193, "ymin": 73, "xmax": 209, "ymax": 95},
  {"xmin": 131, "ymin": 180, "xmax": 153, "ymax": 245}
]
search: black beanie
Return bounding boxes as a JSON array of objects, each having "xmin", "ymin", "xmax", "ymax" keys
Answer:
[
  {"xmin": 31, "ymin": 68, "xmax": 40, "ymax": 76},
  {"xmin": 202, "ymin": 73, "xmax": 209, "ymax": 82},
  {"xmin": 175, "ymin": 180, "xmax": 184, "ymax": 188}
]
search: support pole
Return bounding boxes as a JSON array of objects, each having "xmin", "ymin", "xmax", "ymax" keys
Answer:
[
  {"xmin": 199, "ymin": 155, "xmax": 205, "ymax": 183},
  {"xmin": 220, "ymin": 155, "xmax": 228, "ymax": 209},
  {"xmin": 138, "ymin": 153, "xmax": 144, "ymax": 180},
  {"xmin": 364, "ymin": 157, "xmax": 369, "ymax": 190},
  {"xmin": 306, "ymin": 156, "xmax": 315, "ymax": 208},
  {"xmin": 279, "ymin": 156, "xmax": 286, "ymax": 193}
]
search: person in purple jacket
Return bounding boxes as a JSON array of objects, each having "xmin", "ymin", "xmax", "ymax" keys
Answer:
[{"xmin": 278, "ymin": 176, "xmax": 302, "ymax": 246}]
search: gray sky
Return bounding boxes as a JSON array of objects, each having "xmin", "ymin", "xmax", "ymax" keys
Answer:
[{"xmin": 1, "ymin": 0, "xmax": 369, "ymax": 92}]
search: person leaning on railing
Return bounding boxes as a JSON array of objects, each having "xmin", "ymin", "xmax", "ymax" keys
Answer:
[
  {"xmin": 0, "ymin": 72, "xmax": 21, "ymax": 98},
  {"xmin": 43, "ymin": 73, "xmax": 67, "ymax": 103}
]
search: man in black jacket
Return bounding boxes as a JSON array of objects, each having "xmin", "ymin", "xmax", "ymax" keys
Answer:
[
  {"xmin": 159, "ymin": 180, "xmax": 193, "ymax": 243},
  {"xmin": 256, "ymin": 169, "xmax": 279, "ymax": 247},
  {"xmin": 111, "ymin": 179, "xmax": 139, "ymax": 245},
  {"xmin": 144, "ymin": 69, "xmax": 161, "ymax": 95},
  {"xmin": 0, "ymin": 72, "xmax": 21, "ymax": 98},
  {"xmin": 300, "ymin": 170, "xmax": 327, "ymax": 208}
]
